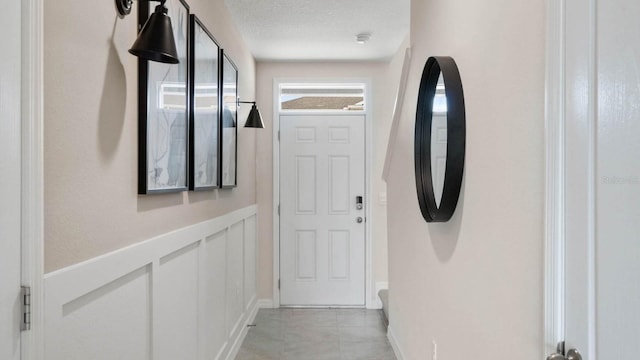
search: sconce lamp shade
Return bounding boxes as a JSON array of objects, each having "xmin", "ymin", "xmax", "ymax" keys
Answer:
[
  {"xmin": 128, "ymin": 4, "xmax": 179, "ymax": 64},
  {"xmin": 244, "ymin": 104, "xmax": 265, "ymax": 128}
]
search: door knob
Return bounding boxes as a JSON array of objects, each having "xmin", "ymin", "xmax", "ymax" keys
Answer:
[
  {"xmin": 546, "ymin": 342, "xmax": 581, "ymax": 360},
  {"xmin": 357, "ymin": 217, "xmax": 363, "ymax": 223},
  {"xmin": 566, "ymin": 349, "xmax": 581, "ymax": 360}
]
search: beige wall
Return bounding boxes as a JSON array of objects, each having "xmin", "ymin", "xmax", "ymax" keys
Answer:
[
  {"xmin": 255, "ymin": 54, "xmax": 408, "ymax": 300},
  {"xmin": 44, "ymin": 0, "xmax": 256, "ymax": 272},
  {"xmin": 387, "ymin": 0, "xmax": 545, "ymax": 358}
]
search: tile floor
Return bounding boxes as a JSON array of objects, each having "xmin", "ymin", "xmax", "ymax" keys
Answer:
[{"xmin": 235, "ymin": 308, "xmax": 397, "ymax": 360}]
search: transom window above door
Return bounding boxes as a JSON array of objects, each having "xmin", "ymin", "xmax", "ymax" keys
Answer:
[{"xmin": 279, "ymin": 84, "xmax": 366, "ymax": 112}]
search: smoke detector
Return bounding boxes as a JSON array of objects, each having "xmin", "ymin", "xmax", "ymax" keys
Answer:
[{"xmin": 356, "ymin": 33, "xmax": 371, "ymax": 44}]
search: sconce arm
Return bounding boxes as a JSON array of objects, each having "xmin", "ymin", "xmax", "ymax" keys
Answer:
[
  {"xmin": 117, "ymin": 0, "xmax": 166, "ymax": 17},
  {"xmin": 237, "ymin": 100, "xmax": 257, "ymax": 107}
]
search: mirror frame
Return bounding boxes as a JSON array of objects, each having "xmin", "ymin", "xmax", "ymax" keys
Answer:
[{"xmin": 414, "ymin": 56, "xmax": 466, "ymax": 222}]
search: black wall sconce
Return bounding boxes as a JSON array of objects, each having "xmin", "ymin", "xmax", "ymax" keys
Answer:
[
  {"xmin": 116, "ymin": 0, "xmax": 180, "ymax": 64},
  {"xmin": 238, "ymin": 101, "xmax": 265, "ymax": 128}
]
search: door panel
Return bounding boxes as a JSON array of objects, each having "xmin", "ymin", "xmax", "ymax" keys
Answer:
[
  {"xmin": 280, "ymin": 115, "xmax": 365, "ymax": 306},
  {"xmin": 595, "ymin": 0, "xmax": 640, "ymax": 356},
  {"xmin": 0, "ymin": 0, "xmax": 23, "ymax": 358},
  {"xmin": 563, "ymin": 0, "xmax": 640, "ymax": 357},
  {"xmin": 563, "ymin": 0, "xmax": 593, "ymax": 355}
]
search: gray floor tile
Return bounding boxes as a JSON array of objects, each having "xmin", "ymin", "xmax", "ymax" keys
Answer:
[
  {"xmin": 284, "ymin": 309, "xmax": 338, "ymax": 328},
  {"xmin": 235, "ymin": 347, "xmax": 280, "ymax": 360},
  {"xmin": 235, "ymin": 308, "xmax": 395, "ymax": 360},
  {"xmin": 282, "ymin": 337, "xmax": 341, "ymax": 360},
  {"xmin": 284, "ymin": 325, "xmax": 339, "ymax": 343},
  {"xmin": 238, "ymin": 331, "xmax": 283, "ymax": 358},
  {"xmin": 338, "ymin": 325, "xmax": 387, "ymax": 342},
  {"xmin": 339, "ymin": 339, "xmax": 397, "ymax": 360},
  {"xmin": 337, "ymin": 309, "xmax": 385, "ymax": 327},
  {"xmin": 255, "ymin": 309, "xmax": 284, "ymax": 324},
  {"xmin": 249, "ymin": 323, "xmax": 284, "ymax": 341}
]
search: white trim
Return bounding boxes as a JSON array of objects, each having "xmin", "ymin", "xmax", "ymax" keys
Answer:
[
  {"xmin": 586, "ymin": 0, "xmax": 597, "ymax": 355},
  {"xmin": 363, "ymin": 77, "xmax": 374, "ymax": 309},
  {"xmin": 224, "ymin": 299, "xmax": 259, "ymax": 360},
  {"xmin": 375, "ymin": 281, "xmax": 389, "ymax": 293},
  {"xmin": 387, "ymin": 326, "xmax": 406, "ymax": 360},
  {"xmin": 21, "ymin": 1, "xmax": 44, "ymax": 359},
  {"xmin": 272, "ymin": 77, "xmax": 375, "ymax": 309},
  {"xmin": 275, "ymin": 110, "xmax": 367, "ymax": 116},
  {"xmin": 382, "ymin": 47, "xmax": 412, "ymax": 182},
  {"xmin": 544, "ymin": 0, "xmax": 566, "ymax": 355},
  {"xmin": 272, "ymin": 79, "xmax": 281, "ymax": 307},
  {"xmin": 257, "ymin": 299, "xmax": 275, "ymax": 309},
  {"xmin": 373, "ymin": 281, "xmax": 388, "ymax": 309}
]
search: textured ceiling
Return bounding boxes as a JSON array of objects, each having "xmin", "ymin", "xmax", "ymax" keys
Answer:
[{"xmin": 224, "ymin": 0, "xmax": 410, "ymax": 61}]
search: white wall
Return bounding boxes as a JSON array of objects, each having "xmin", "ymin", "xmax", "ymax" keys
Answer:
[
  {"xmin": 44, "ymin": 206, "xmax": 258, "ymax": 360},
  {"xmin": 386, "ymin": 0, "xmax": 545, "ymax": 359},
  {"xmin": 254, "ymin": 53, "xmax": 408, "ymax": 302}
]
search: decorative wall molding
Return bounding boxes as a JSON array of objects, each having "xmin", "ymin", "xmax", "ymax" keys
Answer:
[{"xmin": 44, "ymin": 205, "xmax": 258, "ymax": 360}]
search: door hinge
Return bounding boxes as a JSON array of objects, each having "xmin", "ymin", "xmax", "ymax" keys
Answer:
[
  {"xmin": 21, "ymin": 286, "xmax": 31, "ymax": 331},
  {"xmin": 278, "ymin": 131, "xmax": 280, "ymax": 141},
  {"xmin": 277, "ymin": 204, "xmax": 280, "ymax": 216},
  {"xmin": 278, "ymin": 279, "xmax": 280, "ymax": 289}
]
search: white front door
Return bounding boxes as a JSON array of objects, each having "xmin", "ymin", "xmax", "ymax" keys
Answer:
[
  {"xmin": 0, "ymin": 0, "xmax": 23, "ymax": 358},
  {"xmin": 558, "ymin": 0, "xmax": 640, "ymax": 358},
  {"xmin": 280, "ymin": 114, "xmax": 366, "ymax": 306}
]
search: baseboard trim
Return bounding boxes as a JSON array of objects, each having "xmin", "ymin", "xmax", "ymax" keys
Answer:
[
  {"xmin": 367, "ymin": 281, "xmax": 388, "ymax": 309},
  {"xmin": 258, "ymin": 298, "xmax": 275, "ymax": 309},
  {"xmin": 225, "ymin": 297, "xmax": 259, "ymax": 360},
  {"xmin": 387, "ymin": 325, "xmax": 406, "ymax": 360}
]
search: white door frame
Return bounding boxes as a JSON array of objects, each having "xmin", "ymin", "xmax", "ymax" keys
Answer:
[
  {"xmin": 545, "ymin": 0, "xmax": 599, "ymax": 355},
  {"xmin": 272, "ymin": 78, "xmax": 376, "ymax": 308},
  {"xmin": 544, "ymin": 0, "xmax": 567, "ymax": 352},
  {"xmin": 20, "ymin": 1, "xmax": 45, "ymax": 359}
]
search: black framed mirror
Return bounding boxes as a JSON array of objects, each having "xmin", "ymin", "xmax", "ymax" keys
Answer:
[{"xmin": 414, "ymin": 56, "xmax": 465, "ymax": 222}]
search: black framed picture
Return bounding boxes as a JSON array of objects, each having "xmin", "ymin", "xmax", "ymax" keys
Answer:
[
  {"xmin": 189, "ymin": 15, "xmax": 220, "ymax": 191},
  {"xmin": 220, "ymin": 50, "xmax": 238, "ymax": 188},
  {"xmin": 137, "ymin": 0, "xmax": 190, "ymax": 194}
]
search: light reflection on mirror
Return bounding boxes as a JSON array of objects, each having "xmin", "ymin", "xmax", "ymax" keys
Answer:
[{"xmin": 431, "ymin": 73, "xmax": 447, "ymax": 207}]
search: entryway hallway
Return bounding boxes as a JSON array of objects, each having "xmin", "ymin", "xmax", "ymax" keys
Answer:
[{"xmin": 235, "ymin": 309, "xmax": 396, "ymax": 360}]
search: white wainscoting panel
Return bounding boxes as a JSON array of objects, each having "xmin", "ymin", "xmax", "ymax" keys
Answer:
[
  {"xmin": 202, "ymin": 230, "xmax": 228, "ymax": 360},
  {"xmin": 156, "ymin": 242, "xmax": 200, "ymax": 360},
  {"xmin": 244, "ymin": 215, "xmax": 257, "ymax": 311},
  {"xmin": 44, "ymin": 205, "xmax": 259, "ymax": 360},
  {"xmin": 226, "ymin": 222, "xmax": 245, "ymax": 340}
]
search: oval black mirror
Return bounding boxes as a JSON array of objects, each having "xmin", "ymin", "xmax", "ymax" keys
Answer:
[{"xmin": 414, "ymin": 56, "xmax": 465, "ymax": 222}]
